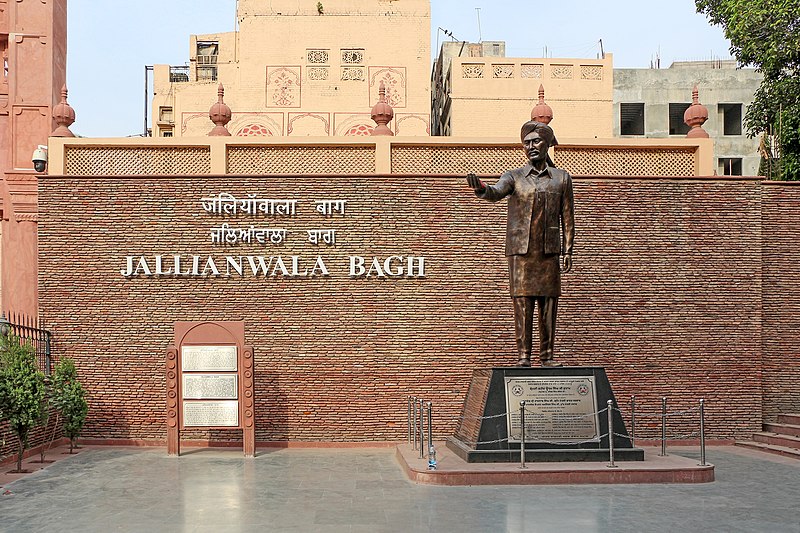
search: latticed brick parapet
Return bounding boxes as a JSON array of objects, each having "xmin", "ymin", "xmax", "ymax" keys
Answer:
[
  {"xmin": 390, "ymin": 145, "xmax": 521, "ymax": 175},
  {"xmin": 63, "ymin": 147, "xmax": 212, "ymax": 175},
  {"xmin": 228, "ymin": 146, "xmax": 376, "ymax": 174},
  {"xmin": 51, "ymin": 137, "xmax": 714, "ymax": 177},
  {"xmin": 555, "ymin": 147, "xmax": 697, "ymax": 177}
]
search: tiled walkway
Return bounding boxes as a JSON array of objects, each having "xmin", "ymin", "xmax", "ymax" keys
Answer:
[{"xmin": 1, "ymin": 445, "xmax": 798, "ymax": 532}]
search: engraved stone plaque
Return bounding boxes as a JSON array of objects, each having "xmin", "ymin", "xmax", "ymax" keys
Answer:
[
  {"xmin": 182, "ymin": 345, "xmax": 237, "ymax": 372},
  {"xmin": 505, "ymin": 376, "xmax": 600, "ymax": 443},
  {"xmin": 183, "ymin": 400, "xmax": 239, "ymax": 427},
  {"xmin": 182, "ymin": 374, "xmax": 238, "ymax": 400}
]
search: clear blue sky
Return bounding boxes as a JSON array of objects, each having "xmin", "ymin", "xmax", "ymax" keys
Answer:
[{"xmin": 67, "ymin": 0, "xmax": 732, "ymax": 137}]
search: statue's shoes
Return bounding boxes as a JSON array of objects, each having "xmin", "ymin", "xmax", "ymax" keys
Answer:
[
  {"xmin": 541, "ymin": 360, "xmax": 563, "ymax": 367},
  {"xmin": 517, "ymin": 358, "xmax": 531, "ymax": 367}
]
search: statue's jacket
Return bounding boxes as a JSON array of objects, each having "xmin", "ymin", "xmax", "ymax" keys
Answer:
[{"xmin": 476, "ymin": 163, "xmax": 575, "ymax": 258}]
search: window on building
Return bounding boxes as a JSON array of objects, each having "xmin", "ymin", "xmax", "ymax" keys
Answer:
[
  {"xmin": 619, "ymin": 103, "xmax": 645, "ymax": 135},
  {"xmin": 1, "ymin": 36, "xmax": 8, "ymax": 81},
  {"xmin": 669, "ymin": 103, "xmax": 691, "ymax": 135},
  {"xmin": 718, "ymin": 157, "xmax": 742, "ymax": 176},
  {"xmin": 197, "ymin": 41, "xmax": 219, "ymax": 57},
  {"xmin": 197, "ymin": 66, "xmax": 217, "ymax": 81},
  {"xmin": 169, "ymin": 66, "xmax": 190, "ymax": 83},
  {"xmin": 196, "ymin": 41, "xmax": 219, "ymax": 81},
  {"xmin": 719, "ymin": 103, "xmax": 743, "ymax": 135},
  {"xmin": 159, "ymin": 107, "xmax": 174, "ymax": 123},
  {"xmin": 161, "ymin": 127, "xmax": 173, "ymax": 138}
]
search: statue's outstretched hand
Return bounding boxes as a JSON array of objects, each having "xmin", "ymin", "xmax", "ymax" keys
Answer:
[{"xmin": 466, "ymin": 173, "xmax": 486, "ymax": 192}]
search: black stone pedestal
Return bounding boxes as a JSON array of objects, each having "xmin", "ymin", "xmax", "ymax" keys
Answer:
[{"xmin": 447, "ymin": 367, "xmax": 644, "ymax": 463}]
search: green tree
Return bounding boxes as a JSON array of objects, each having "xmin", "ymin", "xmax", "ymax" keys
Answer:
[
  {"xmin": 0, "ymin": 335, "xmax": 46, "ymax": 472},
  {"xmin": 35, "ymin": 373, "xmax": 63, "ymax": 463},
  {"xmin": 51, "ymin": 358, "xmax": 89, "ymax": 453},
  {"xmin": 696, "ymin": 0, "xmax": 800, "ymax": 179},
  {"xmin": 34, "ymin": 374, "xmax": 54, "ymax": 463}
]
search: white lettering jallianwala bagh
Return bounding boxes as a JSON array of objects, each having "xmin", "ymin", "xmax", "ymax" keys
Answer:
[
  {"xmin": 118, "ymin": 194, "xmax": 426, "ymax": 280},
  {"xmin": 120, "ymin": 255, "xmax": 425, "ymax": 278}
]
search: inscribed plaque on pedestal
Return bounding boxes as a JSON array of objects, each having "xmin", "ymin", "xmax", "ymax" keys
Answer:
[{"xmin": 505, "ymin": 376, "xmax": 600, "ymax": 443}]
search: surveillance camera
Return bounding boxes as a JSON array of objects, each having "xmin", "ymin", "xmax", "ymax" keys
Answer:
[{"xmin": 32, "ymin": 146, "xmax": 47, "ymax": 173}]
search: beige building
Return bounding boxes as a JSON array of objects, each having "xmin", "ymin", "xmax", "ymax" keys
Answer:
[
  {"xmin": 432, "ymin": 42, "xmax": 760, "ymax": 175},
  {"xmin": 432, "ymin": 40, "xmax": 613, "ymax": 138},
  {"xmin": 151, "ymin": 4, "xmax": 759, "ymax": 176},
  {"xmin": 152, "ymin": 0, "xmax": 431, "ymax": 138},
  {"xmin": 614, "ymin": 61, "xmax": 763, "ymax": 176}
]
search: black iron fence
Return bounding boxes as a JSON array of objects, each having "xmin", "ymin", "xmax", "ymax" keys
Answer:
[{"xmin": 0, "ymin": 312, "xmax": 53, "ymax": 375}]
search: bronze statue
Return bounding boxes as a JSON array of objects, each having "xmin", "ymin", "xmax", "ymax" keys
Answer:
[{"xmin": 467, "ymin": 121, "xmax": 574, "ymax": 367}]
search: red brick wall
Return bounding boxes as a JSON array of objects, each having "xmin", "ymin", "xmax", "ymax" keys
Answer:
[
  {"xmin": 762, "ymin": 182, "xmax": 800, "ymax": 421},
  {"xmin": 571, "ymin": 177, "xmax": 764, "ymax": 441},
  {"xmin": 35, "ymin": 174, "xmax": 771, "ymax": 444}
]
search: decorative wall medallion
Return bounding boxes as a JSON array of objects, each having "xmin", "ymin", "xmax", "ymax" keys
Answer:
[{"xmin": 266, "ymin": 66, "xmax": 301, "ymax": 108}]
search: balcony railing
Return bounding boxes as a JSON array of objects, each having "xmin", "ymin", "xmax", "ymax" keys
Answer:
[{"xmin": 196, "ymin": 55, "xmax": 218, "ymax": 65}]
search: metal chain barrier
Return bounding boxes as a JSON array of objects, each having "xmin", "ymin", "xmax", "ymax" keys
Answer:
[
  {"xmin": 626, "ymin": 407, "xmax": 701, "ymax": 417},
  {"xmin": 630, "ymin": 408, "xmax": 701, "ymax": 417},
  {"xmin": 699, "ymin": 399, "xmax": 707, "ymax": 466},
  {"xmin": 664, "ymin": 431, "xmax": 701, "ymax": 440},
  {"xmin": 426, "ymin": 401, "xmax": 436, "ymax": 470},
  {"xmin": 606, "ymin": 400, "xmax": 616, "ymax": 468},
  {"xmin": 460, "ymin": 406, "xmax": 610, "ymax": 422},
  {"xmin": 613, "ymin": 431, "xmax": 699, "ymax": 440},
  {"xmin": 406, "ymin": 395, "xmax": 708, "ymax": 466},
  {"xmin": 457, "ymin": 411, "xmax": 509, "ymax": 421},
  {"xmin": 407, "ymin": 396, "xmax": 413, "ymax": 445},
  {"xmin": 418, "ymin": 398, "xmax": 425, "ymax": 459},
  {"xmin": 615, "ymin": 434, "xmax": 663, "ymax": 441},
  {"xmin": 616, "ymin": 397, "xmax": 708, "ymax": 462},
  {"xmin": 521, "ymin": 435, "xmax": 610, "ymax": 446},
  {"xmin": 463, "ymin": 436, "xmax": 511, "ymax": 446},
  {"xmin": 462, "ymin": 434, "xmax": 614, "ymax": 448}
]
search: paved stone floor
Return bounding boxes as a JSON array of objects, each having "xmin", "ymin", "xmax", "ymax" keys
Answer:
[{"xmin": 0, "ymin": 445, "xmax": 798, "ymax": 532}]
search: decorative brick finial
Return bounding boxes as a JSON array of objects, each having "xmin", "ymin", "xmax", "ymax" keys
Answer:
[
  {"xmin": 370, "ymin": 82, "xmax": 394, "ymax": 136},
  {"xmin": 684, "ymin": 85, "xmax": 709, "ymax": 139},
  {"xmin": 531, "ymin": 84, "xmax": 553, "ymax": 124},
  {"xmin": 208, "ymin": 83, "xmax": 232, "ymax": 136},
  {"xmin": 51, "ymin": 85, "xmax": 76, "ymax": 137}
]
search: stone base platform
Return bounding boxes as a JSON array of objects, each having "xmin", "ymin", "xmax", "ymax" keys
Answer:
[
  {"xmin": 447, "ymin": 436, "xmax": 645, "ymax": 463},
  {"xmin": 397, "ymin": 442, "xmax": 714, "ymax": 485}
]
